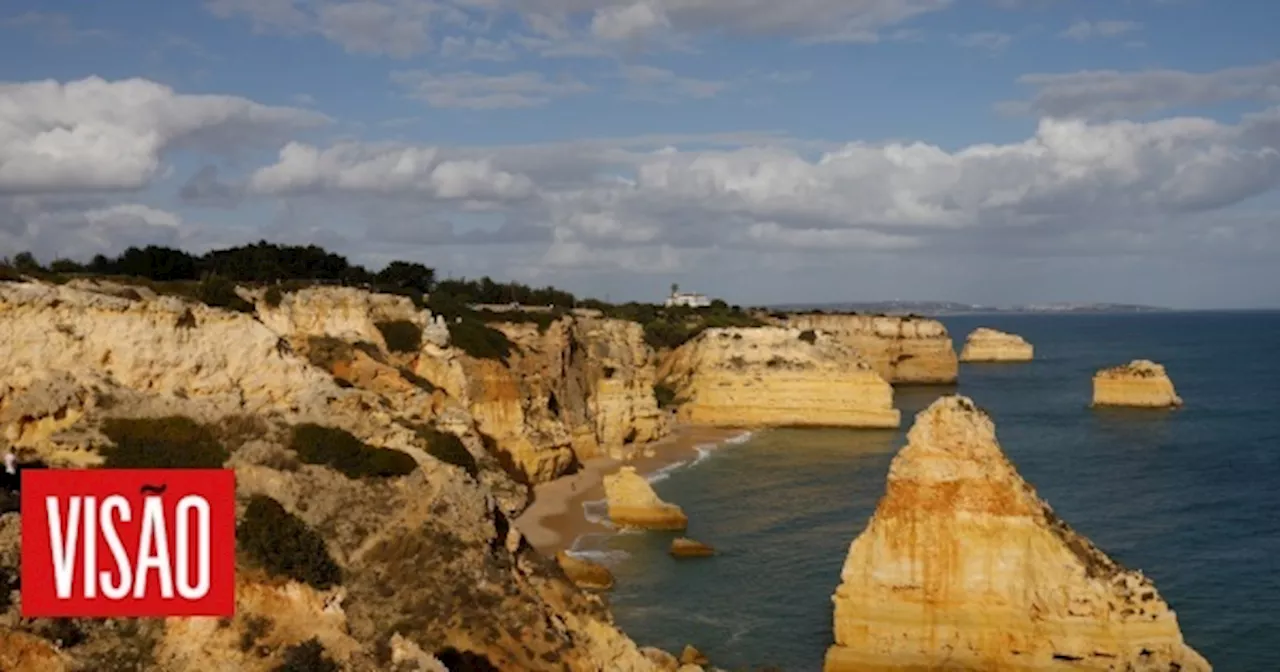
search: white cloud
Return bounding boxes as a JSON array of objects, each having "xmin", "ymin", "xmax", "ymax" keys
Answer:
[
  {"xmin": 317, "ymin": 2, "xmax": 433, "ymax": 57},
  {"xmin": 1001, "ymin": 61, "xmax": 1280, "ymax": 119},
  {"xmin": 0, "ymin": 198, "xmax": 188, "ymax": 261},
  {"xmin": 591, "ymin": 2, "xmax": 670, "ymax": 42},
  {"xmin": 1061, "ymin": 19, "xmax": 1142, "ymax": 41},
  {"xmin": 620, "ymin": 65, "xmax": 727, "ymax": 101},
  {"xmin": 0, "ymin": 77, "xmax": 328, "ymax": 195},
  {"xmin": 440, "ymin": 36, "xmax": 517, "ymax": 61},
  {"xmin": 953, "ymin": 31, "xmax": 1011, "ymax": 51},
  {"xmin": 391, "ymin": 69, "xmax": 591, "ymax": 108}
]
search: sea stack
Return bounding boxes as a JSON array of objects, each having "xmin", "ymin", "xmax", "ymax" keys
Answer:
[
  {"xmin": 1092, "ymin": 360, "xmax": 1183, "ymax": 408},
  {"xmin": 824, "ymin": 396, "xmax": 1210, "ymax": 671},
  {"xmin": 657, "ymin": 327, "xmax": 900, "ymax": 429},
  {"xmin": 555, "ymin": 551, "xmax": 615, "ymax": 591},
  {"xmin": 603, "ymin": 466, "xmax": 688, "ymax": 530},
  {"xmin": 959, "ymin": 327, "xmax": 1033, "ymax": 362}
]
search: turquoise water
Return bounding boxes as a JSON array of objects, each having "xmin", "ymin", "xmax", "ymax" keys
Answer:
[{"xmin": 577, "ymin": 312, "xmax": 1280, "ymax": 671}]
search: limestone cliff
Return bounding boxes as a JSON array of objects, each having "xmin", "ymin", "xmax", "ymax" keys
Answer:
[
  {"xmin": 603, "ymin": 466, "xmax": 688, "ymax": 530},
  {"xmin": 825, "ymin": 395, "xmax": 1210, "ymax": 672},
  {"xmin": 775, "ymin": 313, "xmax": 958, "ymax": 384},
  {"xmin": 255, "ymin": 285, "xmax": 449, "ymax": 349},
  {"xmin": 0, "ymin": 280, "xmax": 661, "ymax": 671},
  {"xmin": 959, "ymin": 327, "xmax": 1034, "ymax": 362},
  {"xmin": 659, "ymin": 327, "xmax": 900, "ymax": 428},
  {"xmin": 1092, "ymin": 360, "xmax": 1183, "ymax": 408}
]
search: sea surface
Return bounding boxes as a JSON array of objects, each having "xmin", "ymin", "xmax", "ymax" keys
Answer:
[{"xmin": 571, "ymin": 312, "xmax": 1280, "ymax": 672}]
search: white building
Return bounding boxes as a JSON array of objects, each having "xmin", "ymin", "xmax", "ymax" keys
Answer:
[{"xmin": 665, "ymin": 289, "xmax": 712, "ymax": 308}]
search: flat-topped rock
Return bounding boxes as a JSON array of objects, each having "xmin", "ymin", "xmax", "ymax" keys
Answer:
[
  {"xmin": 669, "ymin": 538, "xmax": 715, "ymax": 558},
  {"xmin": 959, "ymin": 327, "xmax": 1033, "ymax": 362},
  {"xmin": 1092, "ymin": 359, "xmax": 1182, "ymax": 408},
  {"xmin": 775, "ymin": 313, "xmax": 958, "ymax": 384},
  {"xmin": 824, "ymin": 395, "xmax": 1210, "ymax": 672},
  {"xmin": 603, "ymin": 466, "xmax": 688, "ymax": 530}
]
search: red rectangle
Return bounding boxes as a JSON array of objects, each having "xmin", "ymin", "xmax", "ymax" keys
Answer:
[{"xmin": 20, "ymin": 469, "xmax": 236, "ymax": 618}]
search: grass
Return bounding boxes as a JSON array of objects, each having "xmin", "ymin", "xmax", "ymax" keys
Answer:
[
  {"xmin": 100, "ymin": 416, "xmax": 229, "ymax": 469},
  {"xmin": 238, "ymin": 496, "xmax": 341, "ymax": 590},
  {"xmin": 289, "ymin": 423, "xmax": 417, "ymax": 479}
]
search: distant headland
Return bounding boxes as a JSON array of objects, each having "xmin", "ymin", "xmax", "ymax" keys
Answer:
[{"xmin": 770, "ymin": 300, "xmax": 1171, "ymax": 316}]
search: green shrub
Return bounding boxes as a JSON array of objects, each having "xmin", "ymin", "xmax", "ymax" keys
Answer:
[
  {"xmin": 411, "ymin": 425, "xmax": 478, "ymax": 477},
  {"xmin": 101, "ymin": 416, "xmax": 229, "ymax": 469},
  {"xmin": 653, "ymin": 383, "xmax": 679, "ymax": 410},
  {"xmin": 264, "ymin": 286, "xmax": 284, "ymax": 308},
  {"xmin": 0, "ymin": 567, "xmax": 13, "ymax": 612},
  {"xmin": 197, "ymin": 275, "xmax": 254, "ymax": 313},
  {"xmin": 0, "ymin": 263, "xmax": 22, "ymax": 282},
  {"xmin": 238, "ymin": 496, "xmax": 341, "ymax": 590},
  {"xmin": 447, "ymin": 318, "xmax": 513, "ymax": 362},
  {"xmin": 374, "ymin": 320, "xmax": 422, "ymax": 353},
  {"xmin": 289, "ymin": 423, "xmax": 417, "ymax": 479},
  {"xmin": 275, "ymin": 637, "xmax": 340, "ymax": 672},
  {"xmin": 798, "ymin": 329, "xmax": 818, "ymax": 345},
  {"xmin": 304, "ymin": 336, "xmax": 353, "ymax": 370}
]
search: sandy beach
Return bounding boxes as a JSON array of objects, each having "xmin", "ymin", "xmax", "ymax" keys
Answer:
[{"xmin": 514, "ymin": 424, "xmax": 748, "ymax": 555}]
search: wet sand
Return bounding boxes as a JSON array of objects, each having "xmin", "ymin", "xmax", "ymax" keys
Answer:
[{"xmin": 514, "ymin": 425, "xmax": 747, "ymax": 555}]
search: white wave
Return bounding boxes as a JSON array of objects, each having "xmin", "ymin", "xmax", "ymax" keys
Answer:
[
  {"xmin": 581, "ymin": 498, "xmax": 613, "ymax": 527},
  {"xmin": 564, "ymin": 547, "xmax": 631, "ymax": 565},
  {"xmin": 645, "ymin": 459, "xmax": 689, "ymax": 483},
  {"xmin": 724, "ymin": 430, "xmax": 755, "ymax": 445}
]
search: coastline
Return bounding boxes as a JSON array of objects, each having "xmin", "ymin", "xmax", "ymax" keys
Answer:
[{"xmin": 514, "ymin": 424, "xmax": 749, "ymax": 556}]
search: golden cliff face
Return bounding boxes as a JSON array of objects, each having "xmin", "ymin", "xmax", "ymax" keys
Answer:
[
  {"xmin": 777, "ymin": 314, "xmax": 958, "ymax": 384},
  {"xmin": 959, "ymin": 327, "xmax": 1034, "ymax": 362},
  {"xmin": 1092, "ymin": 360, "xmax": 1183, "ymax": 408},
  {"xmin": 825, "ymin": 395, "xmax": 1209, "ymax": 672},
  {"xmin": 660, "ymin": 327, "xmax": 900, "ymax": 429}
]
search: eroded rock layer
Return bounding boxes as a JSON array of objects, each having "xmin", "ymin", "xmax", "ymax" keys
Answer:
[
  {"xmin": 775, "ymin": 313, "xmax": 958, "ymax": 384},
  {"xmin": 1092, "ymin": 360, "xmax": 1183, "ymax": 408},
  {"xmin": 959, "ymin": 327, "xmax": 1034, "ymax": 362},
  {"xmin": 660, "ymin": 327, "xmax": 900, "ymax": 428},
  {"xmin": 825, "ymin": 395, "xmax": 1209, "ymax": 672},
  {"xmin": 604, "ymin": 466, "xmax": 688, "ymax": 530}
]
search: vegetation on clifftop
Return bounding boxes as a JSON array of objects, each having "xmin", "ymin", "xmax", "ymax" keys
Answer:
[
  {"xmin": 238, "ymin": 495, "xmax": 342, "ymax": 590},
  {"xmin": 289, "ymin": 423, "xmax": 418, "ymax": 479},
  {"xmin": 101, "ymin": 416, "xmax": 230, "ymax": 469}
]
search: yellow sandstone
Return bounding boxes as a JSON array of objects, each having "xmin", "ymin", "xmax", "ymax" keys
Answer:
[
  {"xmin": 775, "ymin": 313, "xmax": 958, "ymax": 384},
  {"xmin": 1092, "ymin": 360, "xmax": 1183, "ymax": 408},
  {"xmin": 959, "ymin": 327, "xmax": 1034, "ymax": 362},
  {"xmin": 825, "ymin": 395, "xmax": 1210, "ymax": 672},
  {"xmin": 659, "ymin": 327, "xmax": 900, "ymax": 429},
  {"xmin": 603, "ymin": 466, "xmax": 688, "ymax": 530}
]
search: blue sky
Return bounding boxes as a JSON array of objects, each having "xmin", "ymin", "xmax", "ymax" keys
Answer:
[{"xmin": 1, "ymin": 0, "xmax": 1279, "ymax": 307}]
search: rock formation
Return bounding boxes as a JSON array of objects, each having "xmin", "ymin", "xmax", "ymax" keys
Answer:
[
  {"xmin": 669, "ymin": 538, "xmax": 715, "ymax": 558},
  {"xmin": 774, "ymin": 313, "xmax": 958, "ymax": 384},
  {"xmin": 603, "ymin": 466, "xmax": 688, "ymax": 530},
  {"xmin": 825, "ymin": 395, "xmax": 1210, "ymax": 671},
  {"xmin": 0, "ymin": 280, "xmax": 663, "ymax": 671},
  {"xmin": 1092, "ymin": 360, "xmax": 1183, "ymax": 408},
  {"xmin": 959, "ymin": 327, "xmax": 1034, "ymax": 362},
  {"xmin": 659, "ymin": 327, "xmax": 900, "ymax": 428},
  {"xmin": 557, "ymin": 551, "xmax": 616, "ymax": 591}
]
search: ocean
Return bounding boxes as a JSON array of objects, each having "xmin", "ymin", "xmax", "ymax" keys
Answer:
[{"xmin": 571, "ymin": 312, "xmax": 1280, "ymax": 671}]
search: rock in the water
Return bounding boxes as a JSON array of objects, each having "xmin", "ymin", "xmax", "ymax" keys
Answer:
[
  {"xmin": 1092, "ymin": 359, "xmax": 1183, "ymax": 408},
  {"xmin": 641, "ymin": 647, "xmax": 680, "ymax": 671},
  {"xmin": 658, "ymin": 327, "xmax": 900, "ymax": 429},
  {"xmin": 669, "ymin": 538, "xmax": 715, "ymax": 558},
  {"xmin": 959, "ymin": 327, "xmax": 1033, "ymax": 362},
  {"xmin": 825, "ymin": 395, "xmax": 1210, "ymax": 672},
  {"xmin": 556, "ymin": 551, "xmax": 615, "ymax": 590},
  {"xmin": 679, "ymin": 644, "xmax": 709, "ymax": 666},
  {"xmin": 603, "ymin": 466, "xmax": 688, "ymax": 529}
]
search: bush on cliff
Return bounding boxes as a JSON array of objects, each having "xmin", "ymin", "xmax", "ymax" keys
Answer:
[
  {"xmin": 275, "ymin": 637, "xmax": 340, "ymax": 672},
  {"xmin": 798, "ymin": 329, "xmax": 818, "ymax": 345},
  {"xmin": 101, "ymin": 416, "xmax": 229, "ymax": 469},
  {"xmin": 263, "ymin": 285, "xmax": 284, "ymax": 307},
  {"xmin": 410, "ymin": 424, "xmax": 478, "ymax": 477},
  {"xmin": 653, "ymin": 383, "xmax": 680, "ymax": 410},
  {"xmin": 195, "ymin": 274, "xmax": 255, "ymax": 313},
  {"xmin": 238, "ymin": 495, "xmax": 341, "ymax": 590},
  {"xmin": 374, "ymin": 320, "xmax": 422, "ymax": 353},
  {"xmin": 447, "ymin": 318, "xmax": 513, "ymax": 362},
  {"xmin": 289, "ymin": 423, "xmax": 417, "ymax": 479}
]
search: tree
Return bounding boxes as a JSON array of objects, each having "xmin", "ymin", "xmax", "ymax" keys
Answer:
[
  {"xmin": 670, "ymin": 283, "xmax": 679, "ymax": 296},
  {"xmin": 375, "ymin": 261, "xmax": 435, "ymax": 293},
  {"xmin": 13, "ymin": 252, "xmax": 40, "ymax": 272}
]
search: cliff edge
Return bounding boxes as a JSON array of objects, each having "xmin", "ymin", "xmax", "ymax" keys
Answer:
[
  {"xmin": 659, "ymin": 327, "xmax": 900, "ymax": 429},
  {"xmin": 1092, "ymin": 360, "xmax": 1182, "ymax": 408},
  {"xmin": 825, "ymin": 395, "xmax": 1209, "ymax": 671},
  {"xmin": 959, "ymin": 327, "xmax": 1034, "ymax": 362},
  {"xmin": 774, "ymin": 313, "xmax": 958, "ymax": 384}
]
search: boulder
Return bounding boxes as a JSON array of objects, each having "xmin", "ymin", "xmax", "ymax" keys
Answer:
[
  {"xmin": 555, "ymin": 551, "xmax": 615, "ymax": 591},
  {"xmin": 603, "ymin": 466, "xmax": 688, "ymax": 530},
  {"xmin": 679, "ymin": 644, "xmax": 709, "ymax": 666},
  {"xmin": 669, "ymin": 538, "xmax": 715, "ymax": 558}
]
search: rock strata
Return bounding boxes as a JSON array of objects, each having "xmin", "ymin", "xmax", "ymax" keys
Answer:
[
  {"xmin": 1092, "ymin": 360, "xmax": 1183, "ymax": 408},
  {"xmin": 775, "ymin": 313, "xmax": 958, "ymax": 384},
  {"xmin": 603, "ymin": 466, "xmax": 687, "ymax": 530},
  {"xmin": 959, "ymin": 327, "xmax": 1034, "ymax": 362},
  {"xmin": 669, "ymin": 538, "xmax": 715, "ymax": 558},
  {"xmin": 825, "ymin": 395, "xmax": 1210, "ymax": 672},
  {"xmin": 557, "ymin": 551, "xmax": 616, "ymax": 591},
  {"xmin": 659, "ymin": 327, "xmax": 900, "ymax": 428}
]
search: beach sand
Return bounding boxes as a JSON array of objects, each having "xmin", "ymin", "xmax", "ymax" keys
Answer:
[{"xmin": 514, "ymin": 425, "xmax": 747, "ymax": 555}]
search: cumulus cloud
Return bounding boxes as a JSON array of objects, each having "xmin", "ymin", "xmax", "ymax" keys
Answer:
[
  {"xmin": 391, "ymin": 69, "xmax": 591, "ymax": 108},
  {"xmin": 1002, "ymin": 61, "xmax": 1280, "ymax": 119},
  {"xmin": 0, "ymin": 198, "xmax": 187, "ymax": 261},
  {"xmin": 0, "ymin": 77, "xmax": 328, "ymax": 195}
]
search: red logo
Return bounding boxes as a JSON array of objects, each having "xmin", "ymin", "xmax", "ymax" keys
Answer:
[{"xmin": 20, "ymin": 469, "xmax": 236, "ymax": 617}]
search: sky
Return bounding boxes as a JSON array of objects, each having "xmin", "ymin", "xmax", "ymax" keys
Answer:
[{"xmin": 1, "ymin": 1, "xmax": 1279, "ymax": 309}]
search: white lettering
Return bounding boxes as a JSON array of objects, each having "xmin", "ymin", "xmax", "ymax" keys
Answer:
[
  {"xmin": 175, "ymin": 496, "xmax": 211, "ymax": 599},
  {"xmin": 83, "ymin": 496, "xmax": 97, "ymax": 598},
  {"xmin": 47, "ymin": 496, "xmax": 80, "ymax": 600},
  {"xmin": 134, "ymin": 497, "xmax": 173, "ymax": 599},
  {"xmin": 99, "ymin": 496, "xmax": 133, "ymax": 600}
]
